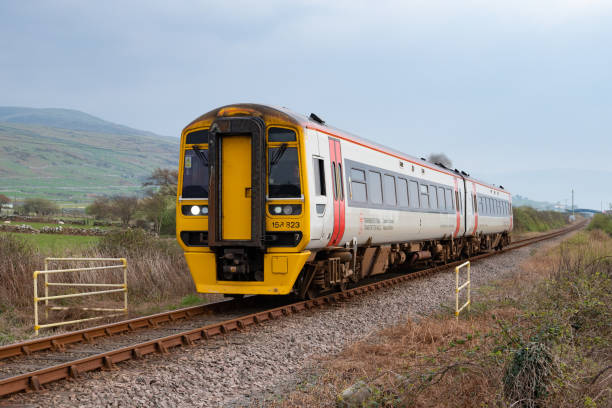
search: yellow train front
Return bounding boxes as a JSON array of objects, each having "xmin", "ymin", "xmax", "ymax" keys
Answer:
[{"xmin": 176, "ymin": 104, "xmax": 311, "ymax": 295}]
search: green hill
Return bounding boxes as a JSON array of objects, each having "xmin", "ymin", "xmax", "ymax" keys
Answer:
[{"xmin": 0, "ymin": 107, "xmax": 178, "ymax": 206}]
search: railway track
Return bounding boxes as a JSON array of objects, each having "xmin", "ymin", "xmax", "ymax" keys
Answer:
[{"xmin": 0, "ymin": 221, "xmax": 586, "ymax": 398}]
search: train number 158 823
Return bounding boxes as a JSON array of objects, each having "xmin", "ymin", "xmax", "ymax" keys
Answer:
[{"xmin": 271, "ymin": 221, "xmax": 300, "ymax": 229}]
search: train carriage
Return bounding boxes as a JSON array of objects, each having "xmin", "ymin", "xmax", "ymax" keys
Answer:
[{"xmin": 176, "ymin": 104, "xmax": 512, "ymax": 298}]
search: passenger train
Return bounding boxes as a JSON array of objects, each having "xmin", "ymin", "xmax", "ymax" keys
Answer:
[{"xmin": 176, "ymin": 104, "xmax": 512, "ymax": 298}]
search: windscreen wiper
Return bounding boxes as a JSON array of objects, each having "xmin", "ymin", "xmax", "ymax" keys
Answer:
[
  {"xmin": 192, "ymin": 145, "xmax": 208, "ymax": 166},
  {"xmin": 270, "ymin": 143, "xmax": 288, "ymax": 166}
]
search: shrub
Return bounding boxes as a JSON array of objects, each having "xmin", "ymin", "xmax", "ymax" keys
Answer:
[
  {"xmin": 513, "ymin": 207, "xmax": 569, "ymax": 233},
  {"xmin": 503, "ymin": 342, "xmax": 554, "ymax": 407},
  {"xmin": 587, "ymin": 213, "xmax": 612, "ymax": 236}
]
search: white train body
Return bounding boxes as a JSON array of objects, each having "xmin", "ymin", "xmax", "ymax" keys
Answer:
[{"xmin": 303, "ymin": 126, "xmax": 512, "ymax": 250}]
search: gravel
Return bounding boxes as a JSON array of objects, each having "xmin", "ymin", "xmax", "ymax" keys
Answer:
[{"xmin": 2, "ymin": 234, "xmax": 572, "ymax": 407}]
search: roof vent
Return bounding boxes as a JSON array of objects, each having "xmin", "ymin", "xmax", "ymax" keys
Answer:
[
  {"xmin": 309, "ymin": 113, "xmax": 325, "ymax": 124},
  {"xmin": 461, "ymin": 171, "xmax": 470, "ymax": 177}
]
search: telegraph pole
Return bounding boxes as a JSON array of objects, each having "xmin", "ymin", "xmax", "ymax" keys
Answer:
[{"xmin": 571, "ymin": 189, "xmax": 574, "ymax": 218}]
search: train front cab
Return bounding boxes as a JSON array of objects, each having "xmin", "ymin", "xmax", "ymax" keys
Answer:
[{"xmin": 176, "ymin": 107, "xmax": 311, "ymax": 295}]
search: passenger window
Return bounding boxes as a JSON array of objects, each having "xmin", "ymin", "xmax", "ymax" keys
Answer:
[
  {"xmin": 268, "ymin": 127, "xmax": 296, "ymax": 142},
  {"xmin": 445, "ymin": 189, "xmax": 453, "ymax": 210},
  {"xmin": 368, "ymin": 171, "xmax": 383, "ymax": 204},
  {"xmin": 337, "ymin": 164, "xmax": 344, "ymax": 201},
  {"xmin": 429, "ymin": 185, "xmax": 438, "ymax": 209},
  {"xmin": 383, "ymin": 175, "xmax": 397, "ymax": 206},
  {"xmin": 314, "ymin": 158, "xmax": 326, "ymax": 196},
  {"xmin": 437, "ymin": 187, "xmax": 445, "ymax": 210},
  {"xmin": 420, "ymin": 183, "xmax": 429, "ymax": 208},
  {"xmin": 350, "ymin": 168, "xmax": 367, "ymax": 202},
  {"xmin": 331, "ymin": 163, "xmax": 337, "ymax": 200},
  {"xmin": 408, "ymin": 180, "xmax": 419, "ymax": 208},
  {"xmin": 397, "ymin": 178, "xmax": 408, "ymax": 207}
]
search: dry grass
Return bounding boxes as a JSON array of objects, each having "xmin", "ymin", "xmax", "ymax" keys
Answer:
[
  {"xmin": 277, "ymin": 231, "xmax": 611, "ymax": 407},
  {"xmin": 0, "ymin": 230, "xmax": 208, "ymax": 343}
]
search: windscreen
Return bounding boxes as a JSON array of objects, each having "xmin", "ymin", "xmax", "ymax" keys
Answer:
[
  {"xmin": 268, "ymin": 146, "xmax": 301, "ymax": 198},
  {"xmin": 182, "ymin": 149, "xmax": 209, "ymax": 198}
]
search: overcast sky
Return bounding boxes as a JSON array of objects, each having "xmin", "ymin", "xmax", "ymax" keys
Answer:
[{"xmin": 1, "ymin": 1, "xmax": 611, "ymax": 208}]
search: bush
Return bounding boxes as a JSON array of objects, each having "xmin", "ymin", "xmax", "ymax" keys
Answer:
[
  {"xmin": 513, "ymin": 207, "xmax": 569, "ymax": 233},
  {"xmin": 503, "ymin": 342, "xmax": 554, "ymax": 407},
  {"xmin": 587, "ymin": 213, "xmax": 612, "ymax": 236}
]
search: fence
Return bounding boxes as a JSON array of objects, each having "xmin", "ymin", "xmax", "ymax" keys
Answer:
[
  {"xmin": 455, "ymin": 261, "xmax": 471, "ymax": 321},
  {"xmin": 33, "ymin": 258, "xmax": 128, "ymax": 335}
]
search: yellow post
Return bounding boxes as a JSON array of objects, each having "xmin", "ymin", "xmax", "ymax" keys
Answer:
[
  {"xmin": 455, "ymin": 261, "xmax": 471, "ymax": 321},
  {"xmin": 122, "ymin": 258, "xmax": 128, "ymax": 315},
  {"xmin": 44, "ymin": 258, "xmax": 49, "ymax": 320},
  {"xmin": 33, "ymin": 271, "xmax": 39, "ymax": 336}
]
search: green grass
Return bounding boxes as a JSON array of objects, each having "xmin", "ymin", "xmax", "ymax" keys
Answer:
[{"xmin": 12, "ymin": 232, "xmax": 100, "ymax": 254}]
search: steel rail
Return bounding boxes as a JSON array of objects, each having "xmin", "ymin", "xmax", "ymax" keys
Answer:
[{"xmin": 0, "ymin": 221, "xmax": 586, "ymax": 398}]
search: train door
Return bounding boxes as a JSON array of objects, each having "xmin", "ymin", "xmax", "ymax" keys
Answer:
[
  {"xmin": 327, "ymin": 138, "xmax": 346, "ymax": 246},
  {"xmin": 462, "ymin": 180, "xmax": 474, "ymax": 236},
  {"xmin": 221, "ymin": 136, "xmax": 252, "ymax": 240},
  {"xmin": 468, "ymin": 182, "xmax": 478, "ymax": 235},
  {"xmin": 453, "ymin": 178, "xmax": 461, "ymax": 238},
  {"xmin": 309, "ymin": 130, "xmax": 331, "ymax": 242}
]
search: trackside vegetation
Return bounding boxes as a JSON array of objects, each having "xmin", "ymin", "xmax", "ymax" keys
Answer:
[
  {"xmin": 279, "ymin": 230, "xmax": 611, "ymax": 407},
  {"xmin": 0, "ymin": 230, "xmax": 208, "ymax": 345},
  {"xmin": 512, "ymin": 206, "xmax": 569, "ymax": 233},
  {"xmin": 588, "ymin": 213, "xmax": 612, "ymax": 236}
]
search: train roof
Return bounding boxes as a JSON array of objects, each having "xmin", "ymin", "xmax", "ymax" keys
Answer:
[{"xmin": 186, "ymin": 103, "xmax": 510, "ymax": 196}]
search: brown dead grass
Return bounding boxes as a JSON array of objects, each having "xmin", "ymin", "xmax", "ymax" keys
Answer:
[{"xmin": 276, "ymin": 230, "xmax": 611, "ymax": 408}]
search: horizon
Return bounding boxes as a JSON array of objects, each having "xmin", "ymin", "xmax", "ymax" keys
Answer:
[{"xmin": 1, "ymin": 1, "xmax": 611, "ymax": 208}]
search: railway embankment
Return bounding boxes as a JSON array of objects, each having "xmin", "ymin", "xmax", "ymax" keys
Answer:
[
  {"xmin": 512, "ymin": 206, "xmax": 570, "ymax": 235},
  {"xmin": 279, "ymin": 227, "xmax": 611, "ymax": 407},
  {"xmin": 2, "ymin": 226, "xmax": 587, "ymax": 407}
]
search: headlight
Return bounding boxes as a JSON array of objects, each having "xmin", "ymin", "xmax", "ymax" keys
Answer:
[
  {"xmin": 182, "ymin": 205, "xmax": 208, "ymax": 216},
  {"xmin": 268, "ymin": 204, "xmax": 302, "ymax": 215}
]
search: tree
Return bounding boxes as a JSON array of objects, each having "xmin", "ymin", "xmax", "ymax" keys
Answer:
[
  {"xmin": 110, "ymin": 196, "xmax": 139, "ymax": 226},
  {"xmin": 86, "ymin": 197, "xmax": 113, "ymax": 220},
  {"xmin": 142, "ymin": 168, "xmax": 178, "ymax": 196},
  {"xmin": 140, "ymin": 168, "xmax": 178, "ymax": 233},
  {"xmin": 0, "ymin": 194, "xmax": 10, "ymax": 206},
  {"xmin": 140, "ymin": 191, "xmax": 172, "ymax": 234},
  {"xmin": 21, "ymin": 198, "xmax": 59, "ymax": 216}
]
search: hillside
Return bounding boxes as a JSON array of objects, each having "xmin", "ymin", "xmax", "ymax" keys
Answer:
[{"xmin": 0, "ymin": 107, "xmax": 178, "ymax": 205}]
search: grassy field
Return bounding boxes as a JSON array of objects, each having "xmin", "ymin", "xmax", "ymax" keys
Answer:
[
  {"xmin": 279, "ymin": 229, "xmax": 611, "ymax": 407},
  {"xmin": 12, "ymin": 232, "xmax": 101, "ymax": 254}
]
